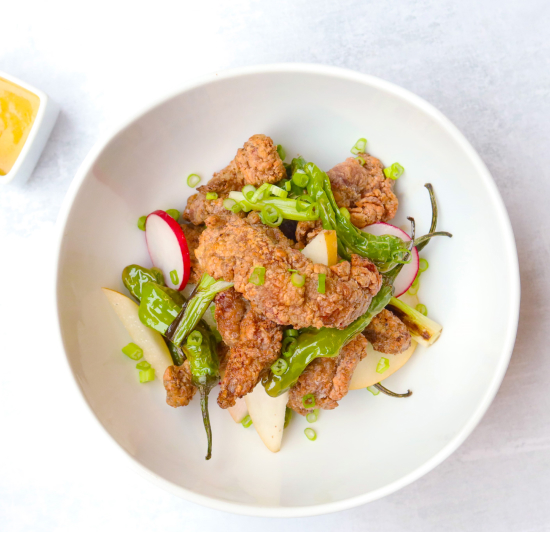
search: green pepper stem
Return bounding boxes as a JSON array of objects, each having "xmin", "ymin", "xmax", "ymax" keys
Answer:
[
  {"xmin": 374, "ymin": 383, "xmax": 412, "ymax": 397},
  {"xmin": 413, "ymin": 231, "xmax": 452, "ymax": 248},
  {"xmin": 198, "ymin": 384, "xmax": 213, "ymax": 460},
  {"xmin": 416, "ymin": 184, "xmax": 437, "ymax": 252}
]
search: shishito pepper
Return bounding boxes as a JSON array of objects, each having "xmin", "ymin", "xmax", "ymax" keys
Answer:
[
  {"xmin": 123, "ymin": 264, "xmax": 184, "ymax": 304},
  {"xmin": 182, "ymin": 321, "xmax": 220, "ymax": 460}
]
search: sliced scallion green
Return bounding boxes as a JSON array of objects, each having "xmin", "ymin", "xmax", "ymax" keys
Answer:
[
  {"xmin": 304, "ymin": 428, "xmax": 317, "ymax": 441},
  {"xmin": 383, "ymin": 163, "xmax": 404, "ymax": 180},
  {"xmin": 249, "ymin": 266, "xmax": 266, "ymax": 286},
  {"xmin": 292, "ymin": 170, "xmax": 309, "ymax": 188},
  {"xmin": 306, "ymin": 408, "xmax": 319, "ymax": 423},
  {"xmin": 376, "ymin": 357, "xmax": 390, "ymax": 374},
  {"xmin": 415, "ymin": 303, "xmax": 428, "ymax": 316},
  {"xmin": 419, "ymin": 258, "xmax": 429, "ymax": 272},
  {"xmin": 269, "ymin": 184, "xmax": 288, "ymax": 198},
  {"xmin": 166, "ymin": 209, "xmax": 180, "ymax": 221},
  {"xmin": 137, "ymin": 216, "xmax": 147, "ymax": 231},
  {"xmin": 317, "ymin": 273, "xmax": 326, "ymax": 294},
  {"xmin": 291, "ymin": 272, "xmax": 305, "ymax": 287},
  {"xmin": 187, "ymin": 174, "xmax": 201, "ymax": 187},
  {"xmin": 284, "ymin": 407, "xmax": 292, "ymax": 428},
  {"xmin": 302, "ymin": 393, "xmax": 316, "ymax": 409},
  {"xmin": 277, "ymin": 144, "xmax": 286, "ymax": 160},
  {"xmin": 260, "ymin": 205, "xmax": 283, "ymax": 227},
  {"xmin": 136, "ymin": 361, "xmax": 151, "ymax": 370},
  {"xmin": 122, "ymin": 342, "xmax": 143, "ymax": 360},
  {"xmin": 241, "ymin": 415, "xmax": 253, "ymax": 428},
  {"xmin": 205, "ymin": 192, "xmax": 218, "ymax": 201},
  {"xmin": 139, "ymin": 368, "xmax": 155, "ymax": 383},
  {"xmin": 223, "ymin": 198, "xmax": 242, "ymax": 213},
  {"xmin": 350, "ymin": 137, "xmax": 367, "ymax": 155},
  {"xmin": 170, "ymin": 269, "xmax": 179, "ymax": 286},
  {"xmin": 355, "ymin": 155, "xmax": 366, "ymax": 165},
  {"xmin": 367, "ymin": 385, "xmax": 380, "ymax": 396}
]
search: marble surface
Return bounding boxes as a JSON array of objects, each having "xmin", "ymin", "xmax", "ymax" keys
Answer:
[{"xmin": 1, "ymin": 0, "xmax": 548, "ymax": 530}]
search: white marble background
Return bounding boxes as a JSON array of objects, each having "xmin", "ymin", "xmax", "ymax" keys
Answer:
[{"xmin": 1, "ymin": 0, "xmax": 549, "ymax": 530}]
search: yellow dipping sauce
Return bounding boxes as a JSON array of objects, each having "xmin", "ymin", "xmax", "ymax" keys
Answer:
[{"xmin": 0, "ymin": 78, "xmax": 40, "ymax": 176}]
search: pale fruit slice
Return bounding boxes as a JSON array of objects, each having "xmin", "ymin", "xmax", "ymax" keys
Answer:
[
  {"xmin": 228, "ymin": 397, "xmax": 248, "ymax": 423},
  {"xmin": 362, "ymin": 222, "xmax": 419, "ymax": 297},
  {"xmin": 301, "ymin": 230, "xmax": 338, "ymax": 266},
  {"xmin": 245, "ymin": 382, "xmax": 289, "ymax": 453},
  {"xmin": 349, "ymin": 340, "xmax": 418, "ymax": 390},
  {"xmin": 102, "ymin": 288, "xmax": 173, "ymax": 378}
]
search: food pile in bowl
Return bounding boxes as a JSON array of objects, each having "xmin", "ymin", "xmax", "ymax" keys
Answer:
[{"xmin": 103, "ymin": 133, "xmax": 451, "ymax": 460}]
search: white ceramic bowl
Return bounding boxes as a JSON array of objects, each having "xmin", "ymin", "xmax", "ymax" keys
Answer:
[{"xmin": 55, "ymin": 64, "xmax": 520, "ymax": 517}]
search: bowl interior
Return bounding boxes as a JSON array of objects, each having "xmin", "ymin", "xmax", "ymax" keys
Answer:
[{"xmin": 56, "ymin": 67, "xmax": 518, "ymax": 515}]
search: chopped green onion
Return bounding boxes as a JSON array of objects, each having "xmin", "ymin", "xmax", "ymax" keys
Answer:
[
  {"xmin": 306, "ymin": 408, "xmax": 319, "ymax": 423},
  {"xmin": 296, "ymin": 194, "xmax": 314, "ymax": 213},
  {"xmin": 317, "ymin": 273, "xmax": 326, "ymax": 294},
  {"xmin": 282, "ymin": 337, "xmax": 297, "ymax": 356},
  {"xmin": 284, "ymin": 328, "xmax": 299, "ymax": 338},
  {"xmin": 291, "ymin": 272, "xmax": 305, "ymax": 287},
  {"xmin": 223, "ymin": 198, "xmax": 242, "ymax": 213},
  {"xmin": 170, "ymin": 269, "xmax": 179, "ymax": 286},
  {"xmin": 376, "ymin": 357, "xmax": 390, "ymax": 374},
  {"xmin": 210, "ymin": 304, "xmax": 217, "ymax": 323},
  {"xmin": 139, "ymin": 368, "xmax": 155, "ymax": 383},
  {"xmin": 383, "ymin": 163, "xmax": 405, "ymax": 180},
  {"xmin": 271, "ymin": 358, "xmax": 288, "ymax": 376},
  {"xmin": 269, "ymin": 184, "xmax": 288, "ymax": 198},
  {"xmin": 241, "ymin": 415, "xmax": 253, "ymax": 428},
  {"xmin": 302, "ymin": 393, "xmax": 316, "ymax": 409},
  {"xmin": 339, "ymin": 207, "xmax": 351, "ymax": 220},
  {"xmin": 304, "ymin": 428, "xmax": 317, "ymax": 441},
  {"xmin": 367, "ymin": 385, "xmax": 380, "ymax": 396},
  {"xmin": 260, "ymin": 205, "xmax": 283, "ymax": 227},
  {"xmin": 242, "ymin": 184, "xmax": 257, "ymax": 202},
  {"xmin": 292, "ymin": 170, "xmax": 309, "ymax": 188},
  {"xmin": 187, "ymin": 330, "xmax": 203, "ymax": 346},
  {"xmin": 416, "ymin": 303, "xmax": 428, "ymax": 316},
  {"xmin": 249, "ymin": 266, "xmax": 266, "ymax": 286},
  {"xmin": 419, "ymin": 258, "xmax": 429, "ymax": 272},
  {"xmin": 251, "ymin": 183, "xmax": 272, "ymax": 203},
  {"xmin": 411, "ymin": 274, "xmax": 420, "ymax": 289},
  {"xmin": 350, "ymin": 137, "xmax": 367, "ymax": 155},
  {"xmin": 287, "ymin": 268, "xmax": 297, "ymax": 272},
  {"xmin": 284, "ymin": 407, "xmax": 292, "ymax": 428},
  {"xmin": 187, "ymin": 174, "xmax": 201, "ymax": 187},
  {"xmin": 355, "ymin": 156, "xmax": 366, "ymax": 165},
  {"xmin": 122, "ymin": 342, "xmax": 143, "ymax": 360},
  {"xmin": 284, "ymin": 180, "xmax": 291, "ymax": 192},
  {"xmin": 277, "ymin": 144, "xmax": 286, "ymax": 161},
  {"xmin": 166, "ymin": 209, "xmax": 180, "ymax": 221},
  {"xmin": 205, "ymin": 192, "xmax": 218, "ymax": 200},
  {"xmin": 136, "ymin": 361, "xmax": 151, "ymax": 370},
  {"xmin": 407, "ymin": 285, "xmax": 419, "ymax": 296},
  {"xmin": 137, "ymin": 216, "xmax": 147, "ymax": 231}
]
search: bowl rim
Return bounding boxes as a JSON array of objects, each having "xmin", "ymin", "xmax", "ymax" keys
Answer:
[{"xmin": 54, "ymin": 62, "xmax": 520, "ymax": 517}]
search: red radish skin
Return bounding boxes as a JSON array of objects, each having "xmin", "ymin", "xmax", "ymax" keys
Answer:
[
  {"xmin": 362, "ymin": 222, "xmax": 419, "ymax": 297},
  {"xmin": 145, "ymin": 210, "xmax": 191, "ymax": 290}
]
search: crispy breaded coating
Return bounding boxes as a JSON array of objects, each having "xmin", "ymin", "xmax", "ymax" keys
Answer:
[
  {"xmin": 180, "ymin": 223, "xmax": 205, "ymax": 284},
  {"xmin": 363, "ymin": 308, "xmax": 411, "ymax": 354},
  {"xmin": 163, "ymin": 360, "xmax": 197, "ymax": 408},
  {"xmin": 215, "ymin": 288, "xmax": 248, "ymax": 347},
  {"xmin": 288, "ymin": 334, "xmax": 368, "ymax": 415},
  {"xmin": 218, "ymin": 306, "xmax": 282, "ymax": 408},
  {"xmin": 197, "ymin": 160, "xmax": 245, "ymax": 195},
  {"xmin": 195, "ymin": 213, "xmax": 382, "ymax": 329},
  {"xmin": 234, "ymin": 134, "xmax": 286, "ymax": 187},
  {"xmin": 295, "ymin": 220, "xmax": 323, "ymax": 248},
  {"xmin": 327, "ymin": 153, "xmax": 398, "ymax": 228},
  {"xmin": 183, "ymin": 195, "xmax": 240, "ymax": 226}
]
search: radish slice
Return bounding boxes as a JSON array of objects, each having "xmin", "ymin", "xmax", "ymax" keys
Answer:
[
  {"xmin": 145, "ymin": 210, "xmax": 190, "ymax": 290},
  {"xmin": 362, "ymin": 222, "xmax": 419, "ymax": 297}
]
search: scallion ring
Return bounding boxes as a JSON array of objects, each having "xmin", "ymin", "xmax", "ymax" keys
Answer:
[
  {"xmin": 350, "ymin": 137, "xmax": 367, "ymax": 155},
  {"xmin": 376, "ymin": 357, "xmax": 390, "ymax": 374},
  {"xmin": 276, "ymin": 144, "xmax": 286, "ymax": 160},
  {"xmin": 291, "ymin": 272, "xmax": 305, "ymax": 288},
  {"xmin": 187, "ymin": 174, "xmax": 201, "ymax": 187},
  {"xmin": 137, "ymin": 216, "xmax": 147, "ymax": 231},
  {"xmin": 271, "ymin": 358, "xmax": 288, "ymax": 376},
  {"xmin": 292, "ymin": 170, "xmax": 309, "ymax": 188},
  {"xmin": 187, "ymin": 330, "xmax": 203, "ymax": 346},
  {"xmin": 419, "ymin": 258, "xmax": 429, "ymax": 272},
  {"xmin": 241, "ymin": 415, "xmax": 253, "ymax": 428},
  {"xmin": 249, "ymin": 266, "xmax": 266, "ymax": 286},
  {"xmin": 383, "ymin": 162, "xmax": 405, "ymax": 180},
  {"xmin": 317, "ymin": 273, "xmax": 326, "ymax": 294},
  {"xmin": 260, "ymin": 205, "xmax": 283, "ymax": 227},
  {"xmin": 242, "ymin": 184, "xmax": 257, "ymax": 202},
  {"xmin": 166, "ymin": 209, "xmax": 180, "ymax": 220},
  {"xmin": 304, "ymin": 428, "xmax": 317, "ymax": 441},
  {"xmin": 355, "ymin": 155, "xmax": 366, "ymax": 165},
  {"xmin": 136, "ymin": 361, "xmax": 151, "ymax": 370},
  {"xmin": 205, "ymin": 192, "xmax": 218, "ymax": 200},
  {"xmin": 223, "ymin": 198, "xmax": 242, "ymax": 213},
  {"xmin": 139, "ymin": 368, "xmax": 155, "ymax": 383},
  {"xmin": 302, "ymin": 393, "xmax": 316, "ymax": 409},
  {"xmin": 269, "ymin": 184, "xmax": 288, "ymax": 198},
  {"xmin": 306, "ymin": 408, "xmax": 319, "ymax": 423},
  {"xmin": 169, "ymin": 269, "xmax": 179, "ymax": 286},
  {"xmin": 416, "ymin": 303, "xmax": 428, "ymax": 316},
  {"xmin": 251, "ymin": 183, "xmax": 271, "ymax": 203},
  {"xmin": 296, "ymin": 194, "xmax": 314, "ymax": 213}
]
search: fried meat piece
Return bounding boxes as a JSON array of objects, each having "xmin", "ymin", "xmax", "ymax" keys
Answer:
[
  {"xmin": 295, "ymin": 220, "xmax": 323, "ymax": 248},
  {"xmin": 183, "ymin": 135, "xmax": 285, "ymax": 225},
  {"xmin": 217, "ymin": 303, "xmax": 283, "ymax": 409},
  {"xmin": 327, "ymin": 153, "xmax": 398, "ymax": 228},
  {"xmin": 195, "ymin": 213, "xmax": 382, "ymax": 330},
  {"xmin": 163, "ymin": 360, "xmax": 197, "ymax": 408},
  {"xmin": 214, "ymin": 288, "xmax": 248, "ymax": 347},
  {"xmin": 287, "ymin": 334, "xmax": 369, "ymax": 415},
  {"xmin": 180, "ymin": 223, "xmax": 205, "ymax": 284},
  {"xmin": 363, "ymin": 309, "xmax": 411, "ymax": 354}
]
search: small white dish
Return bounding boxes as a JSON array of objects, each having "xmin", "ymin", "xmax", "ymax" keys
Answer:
[
  {"xmin": 0, "ymin": 71, "xmax": 59, "ymax": 185},
  {"xmin": 54, "ymin": 64, "xmax": 520, "ymax": 517}
]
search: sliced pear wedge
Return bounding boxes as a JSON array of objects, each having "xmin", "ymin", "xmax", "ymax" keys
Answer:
[
  {"xmin": 245, "ymin": 382, "xmax": 289, "ymax": 453},
  {"xmin": 301, "ymin": 230, "xmax": 338, "ymax": 266},
  {"xmin": 102, "ymin": 288, "xmax": 172, "ymax": 378},
  {"xmin": 349, "ymin": 340, "xmax": 418, "ymax": 390}
]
